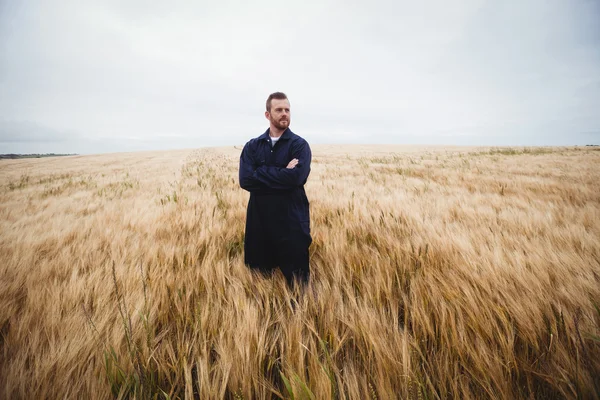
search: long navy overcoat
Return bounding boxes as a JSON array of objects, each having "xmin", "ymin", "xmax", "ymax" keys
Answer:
[{"xmin": 239, "ymin": 128, "xmax": 312, "ymax": 276}]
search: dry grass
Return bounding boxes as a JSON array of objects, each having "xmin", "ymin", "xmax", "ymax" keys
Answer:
[{"xmin": 0, "ymin": 145, "xmax": 599, "ymax": 399}]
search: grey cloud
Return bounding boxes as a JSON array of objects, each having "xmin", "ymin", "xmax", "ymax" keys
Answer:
[
  {"xmin": 1, "ymin": 0, "xmax": 599, "ymax": 154},
  {"xmin": 581, "ymin": 130, "xmax": 600, "ymax": 136},
  {"xmin": 0, "ymin": 120, "xmax": 79, "ymax": 143}
]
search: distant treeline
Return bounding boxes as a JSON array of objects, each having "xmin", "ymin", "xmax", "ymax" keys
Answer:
[{"xmin": 0, "ymin": 153, "xmax": 77, "ymax": 159}]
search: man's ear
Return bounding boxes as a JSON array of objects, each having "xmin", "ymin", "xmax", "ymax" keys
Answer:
[{"xmin": 265, "ymin": 111, "xmax": 270, "ymax": 120}]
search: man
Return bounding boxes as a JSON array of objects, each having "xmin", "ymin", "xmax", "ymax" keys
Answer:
[{"xmin": 239, "ymin": 92, "xmax": 312, "ymax": 286}]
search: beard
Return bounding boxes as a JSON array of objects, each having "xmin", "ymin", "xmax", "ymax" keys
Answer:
[{"xmin": 270, "ymin": 116, "xmax": 290, "ymax": 130}]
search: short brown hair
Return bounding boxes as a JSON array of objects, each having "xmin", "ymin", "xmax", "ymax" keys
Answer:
[{"xmin": 266, "ymin": 92, "xmax": 288, "ymax": 112}]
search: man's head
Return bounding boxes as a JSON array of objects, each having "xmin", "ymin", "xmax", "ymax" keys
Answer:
[{"xmin": 265, "ymin": 92, "xmax": 290, "ymax": 131}]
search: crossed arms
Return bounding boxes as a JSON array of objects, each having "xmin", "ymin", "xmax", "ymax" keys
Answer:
[{"xmin": 239, "ymin": 140, "xmax": 311, "ymax": 193}]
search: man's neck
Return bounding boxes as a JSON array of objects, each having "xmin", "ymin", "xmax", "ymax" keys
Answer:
[{"xmin": 269, "ymin": 126, "xmax": 285, "ymax": 138}]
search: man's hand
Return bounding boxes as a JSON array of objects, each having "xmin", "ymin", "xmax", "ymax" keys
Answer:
[{"xmin": 286, "ymin": 158, "xmax": 299, "ymax": 169}]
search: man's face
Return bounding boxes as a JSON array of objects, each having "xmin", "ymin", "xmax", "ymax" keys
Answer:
[{"xmin": 266, "ymin": 98, "xmax": 291, "ymax": 130}]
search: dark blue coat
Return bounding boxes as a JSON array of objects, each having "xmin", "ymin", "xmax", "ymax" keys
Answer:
[{"xmin": 239, "ymin": 128, "xmax": 312, "ymax": 277}]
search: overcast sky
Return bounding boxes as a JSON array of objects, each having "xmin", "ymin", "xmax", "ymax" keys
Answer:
[{"xmin": 1, "ymin": 0, "xmax": 599, "ymax": 154}]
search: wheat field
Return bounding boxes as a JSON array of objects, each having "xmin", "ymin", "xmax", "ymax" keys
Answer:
[{"xmin": 0, "ymin": 145, "xmax": 599, "ymax": 399}]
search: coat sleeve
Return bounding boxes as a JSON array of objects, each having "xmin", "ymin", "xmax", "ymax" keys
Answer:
[
  {"xmin": 253, "ymin": 140, "xmax": 311, "ymax": 190},
  {"xmin": 239, "ymin": 141, "xmax": 268, "ymax": 193}
]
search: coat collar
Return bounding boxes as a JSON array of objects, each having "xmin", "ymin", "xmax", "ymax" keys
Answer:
[{"xmin": 259, "ymin": 128, "xmax": 293, "ymax": 141}]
